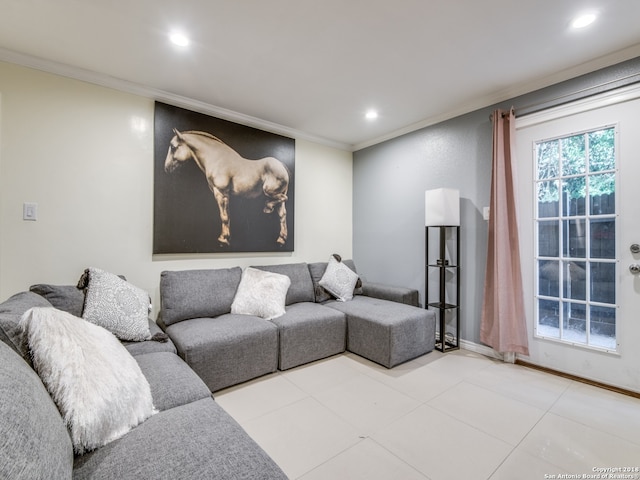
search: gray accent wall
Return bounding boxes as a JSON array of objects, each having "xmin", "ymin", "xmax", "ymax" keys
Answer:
[{"xmin": 353, "ymin": 56, "xmax": 640, "ymax": 346}]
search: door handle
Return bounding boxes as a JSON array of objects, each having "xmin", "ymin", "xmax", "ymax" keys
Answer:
[{"xmin": 630, "ymin": 264, "xmax": 640, "ymax": 275}]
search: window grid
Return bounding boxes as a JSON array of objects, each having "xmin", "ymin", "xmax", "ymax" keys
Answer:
[{"xmin": 534, "ymin": 125, "xmax": 618, "ymax": 352}]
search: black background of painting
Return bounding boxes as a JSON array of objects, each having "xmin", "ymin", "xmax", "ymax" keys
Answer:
[{"xmin": 153, "ymin": 102, "xmax": 295, "ymax": 254}]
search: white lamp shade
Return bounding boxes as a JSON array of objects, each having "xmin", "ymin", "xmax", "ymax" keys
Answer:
[{"xmin": 425, "ymin": 188, "xmax": 460, "ymax": 226}]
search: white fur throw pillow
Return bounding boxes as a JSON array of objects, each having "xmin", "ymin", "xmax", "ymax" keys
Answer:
[
  {"xmin": 20, "ymin": 307, "xmax": 157, "ymax": 454},
  {"xmin": 231, "ymin": 267, "xmax": 291, "ymax": 320},
  {"xmin": 319, "ymin": 256, "xmax": 359, "ymax": 302},
  {"xmin": 82, "ymin": 267, "xmax": 151, "ymax": 342}
]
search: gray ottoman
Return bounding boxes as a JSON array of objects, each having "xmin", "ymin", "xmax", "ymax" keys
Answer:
[{"xmin": 327, "ymin": 296, "xmax": 436, "ymax": 368}]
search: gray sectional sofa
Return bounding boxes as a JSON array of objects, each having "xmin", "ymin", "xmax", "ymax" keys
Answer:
[
  {"xmin": 0, "ymin": 259, "xmax": 435, "ymax": 479},
  {"xmin": 158, "ymin": 260, "xmax": 436, "ymax": 392},
  {"xmin": 0, "ymin": 290, "xmax": 287, "ymax": 480}
]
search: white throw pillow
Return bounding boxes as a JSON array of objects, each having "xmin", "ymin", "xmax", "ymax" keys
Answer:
[
  {"xmin": 20, "ymin": 307, "xmax": 157, "ymax": 454},
  {"xmin": 82, "ymin": 267, "xmax": 151, "ymax": 342},
  {"xmin": 231, "ymin": 267, "xmax": 291, "ymax": 320},
  {"xmin": 319, "ymin": 256, "xmax": 359, "ymax": 302}
]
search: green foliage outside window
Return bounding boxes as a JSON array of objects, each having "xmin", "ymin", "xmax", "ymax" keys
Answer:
[{"xmin": 536, "ymin": 127, "xmax": 615, "ymax": 203}]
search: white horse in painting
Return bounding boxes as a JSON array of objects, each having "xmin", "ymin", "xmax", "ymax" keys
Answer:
[{"xmin": 164, "ymin": 129, "xmax": 289, "ymax": 246}]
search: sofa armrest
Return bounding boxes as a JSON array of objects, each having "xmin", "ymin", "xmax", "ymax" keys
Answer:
[{"xmin": 360, "ymin": 281, "xmax": 420, "ymax": 307}]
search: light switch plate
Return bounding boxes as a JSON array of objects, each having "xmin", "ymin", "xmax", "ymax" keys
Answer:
[
  {"xmin": 483, "ymin": 206, "xmax": 490, "ymax": 221},
  {"xmin": 23, "ymin": 202, "xmax": 38, "ymax": 221}
]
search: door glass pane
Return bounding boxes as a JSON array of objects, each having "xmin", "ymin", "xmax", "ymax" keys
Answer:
[
  {"xmin": 562, "ymin": 177, "xmax": 586, "ymax": 216},
  {"xmin": 590, "ymin": 306, "xmax": 616, "ymax": 350},
  {"xmin": 537, "ymin": 299, "xmax": 559, "ymax": 338},
  {"xmin": 538, "ymin": 221, "xmax": 559, "ymax": 257},
  {"xmin": 590, "ymin": 218, "xmax": 615, "ymax": 259},
  {"xmin": 589, "ymin": 173, "xmax": 615, "ymax": 215},
  {"xmin": 563, "ymin": 261, "xmax": 586, "ymax": 301},
  {"xmin": 561, "ymin": 134, "xmax": 586, "ymax": 176},
  {"xmin": 539, "ymin": 260, "xmax": 559, "ymax": 297},
  {"xmin": 537, "ymin": 180, "xmax": 559, "ymax": 217},
  {"xmin": 590, "ymin": 263, "xmax": 616, "ymax": 304},
  {"xmin": 588, "ymin": 128, "xmax": 615, "ymax": 172},
  {"xmin": 563, "ymin": 219, "xmax": 586, "ymax": 258},
  {"xmin": 537, "ymin": 140, "xmax": 559, "ymax": 179},
  {"xmin": 563, "ymin": 302, "xmax": 586, "ymax": 343}
]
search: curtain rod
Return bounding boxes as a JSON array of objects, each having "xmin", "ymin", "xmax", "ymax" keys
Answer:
[{"xmin": 489, "ymin": 71, "xmax": 640, "ymax": 121}]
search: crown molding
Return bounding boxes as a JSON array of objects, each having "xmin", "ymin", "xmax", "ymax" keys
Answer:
[
  {"xmin": 0, "ymin": 48, "xmax": 352, "ymax": 152},
  {"xmin": 515, "ymin": 81, "xmax": 640, "ymax": 129},
  {"xmin": 3, "ymin": 45, "xmax": 640, "ymax": 154},
  {"xmin": 353, "ymin": 44, "xmax": 640, "ymax": 151}
]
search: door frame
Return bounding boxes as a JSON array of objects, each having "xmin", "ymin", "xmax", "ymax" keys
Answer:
[{"xmin": 514, "ymin": 83, "xmax": 640, "ymax": 393}]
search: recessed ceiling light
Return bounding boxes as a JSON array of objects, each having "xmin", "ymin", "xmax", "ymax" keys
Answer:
[
  {"xmin": 365, "ymin": 110, "xmax": 378, "ymax": 120},
  {"xmin": 571, "ymin": 13, "xmax": 597, "ymax": 29},
  {"xmin": 169, "ymin": 32, "xmax": 190, "ymax": 47}
]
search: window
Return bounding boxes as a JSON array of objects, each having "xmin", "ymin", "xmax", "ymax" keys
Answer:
[{"xmin": 534, "ymin": 126, "xmax": 617, "ymax": 351}]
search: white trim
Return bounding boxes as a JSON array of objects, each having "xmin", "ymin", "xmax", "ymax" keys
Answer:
[
  {"xmin": 0, "ymin": 48, "xmax": 351, "ymax": 152},
  {"xmin": 516, "ymin": 82, "xmax": 640, "ymax": 129},
  {"xmin": 4, "ymin": 43, "xmax": 640, "ymax": 153},
  {"xmin": 355, "ymin": 44, "xmax": 640, "ymax": 151},
  {"xmin": 459, "ymin": 339, "xmax": 504, "ymax": 361},
  {"xmin": 433, "ymin": 332, "xmax": 505, "ymax": 361},
  {"xmin": 514, "ymin": 92, "xmax": 640, "ymax": 392}
]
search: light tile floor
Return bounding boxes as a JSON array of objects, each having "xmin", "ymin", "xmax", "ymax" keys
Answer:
[{"xmin": 215, "ymin": 349, "xmax": 640, "ymax": 480}]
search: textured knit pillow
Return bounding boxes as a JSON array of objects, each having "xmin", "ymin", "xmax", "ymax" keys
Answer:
[
  {"xmin": 231, "ymin": 267, "xmax": 291, "ymax": 320},
  {"xmin": 318, "ymin": 255, "xmax": 359, "ymax": 302},
  {"xmin": 20, "ymin": 307, "xmax": 157, "ymax": 454},
  {"xmin": 82, "ymin": 268, "xmax": 151, "ymax": 342}
]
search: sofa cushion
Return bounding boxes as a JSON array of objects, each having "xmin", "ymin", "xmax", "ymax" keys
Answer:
[
  {"xmin": 0, "ymin": 291, "xmax": 52, "ymax": 361},
  {"xmin": 160, "ymin": 267, "xmax": 242, "ymax": 327},
  {"xmin": 231, "ymin": 267, "xmax": 290, "ymax": 320},
  {"xmin": 73, "ymin": 397, "xmax": 287, "ymax": 480},
  {"xmin": 134, "ymin": 352, "xmax": 211, "ymax": 411},
  {"xmin": 361, "ymin": 281, "xmax": 420, "ymax": 307},
  {"xmin": 252, "ymin": 262, "xmax": 315, "ymax": 305},
  {"xmin": 122, "ymin": 319, "xmax": 177, "ymax": 356},
  {"xmin": 319, "ymin": 256, "xmax": 359, "ymax": 302},
  {"xmin": 31, "ymin": 274, "xmax": 129, "ymax": 318},
  {"xmin": 0, "ymin": 341, "xmax": 74, "ymax": 480},
  {"xmin": 269, "ymin": 302, "xmax": 346, "ymax": 370},
  {"xmin": 166, "ymin": 314, "xmax": 278, "ymax": 392},
  {"xmin": 308, "ymin": 262, "xmax": 334, "ymax": 303},
  {"xmin": 29, "ymin": 283, "xmax": 85, "ymax": 317},
  {"xmin": 20, "ymin": 307, "xmax": 157, "ymax": 454}
]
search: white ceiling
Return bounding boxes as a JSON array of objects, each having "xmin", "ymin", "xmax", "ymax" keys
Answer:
[{"xmin": 1, "ymin": 0, "xmax": 640, "ymax": 151}]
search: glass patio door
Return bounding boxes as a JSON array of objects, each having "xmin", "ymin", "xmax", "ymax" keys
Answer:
[{"xmin": 515, "ymin": 84, "xmax": 640, "ymax": 392}]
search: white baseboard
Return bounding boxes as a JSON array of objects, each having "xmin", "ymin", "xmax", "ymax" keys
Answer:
[
  {"xmin": 459, "ymin": 339, "xmax": 504, "ymax": 361},
  {"xmin": 433, "ymin": 332, "xmax": 504, "ymax": 361}
]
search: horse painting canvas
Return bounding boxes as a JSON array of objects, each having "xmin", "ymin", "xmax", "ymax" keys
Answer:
[
  {"xmin": 153, "ymin": 102, "xmax": 295, "ymax": 254},
  {"xmin": 165, "ymin": 129, "xmax": 290, "ymax": 246}
]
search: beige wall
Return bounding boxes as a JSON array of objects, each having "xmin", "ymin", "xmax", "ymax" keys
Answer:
[{"xmin": 0, "ymin": 62, "xmax": 353, "ymax": 312}]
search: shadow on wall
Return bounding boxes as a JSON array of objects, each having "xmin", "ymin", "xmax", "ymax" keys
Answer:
[{"xmin": 461, "ymin": 197, "xmax": 489, "ymax": 342}]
